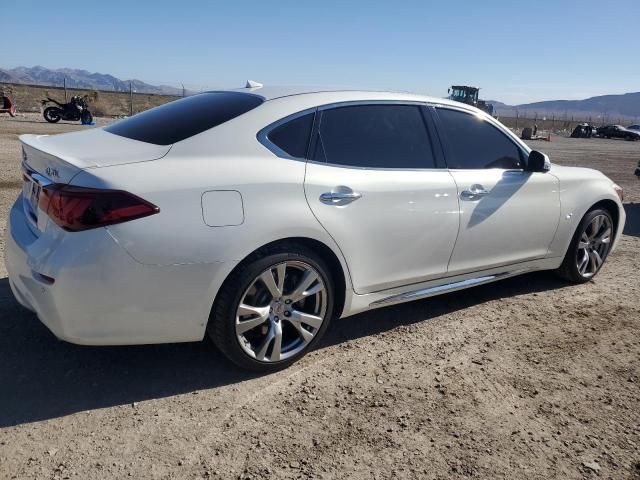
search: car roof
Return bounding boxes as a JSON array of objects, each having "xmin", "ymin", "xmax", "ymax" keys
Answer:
[{"xmin": 211, "ymin": 84, "xmax": 463, "ymax": 108}]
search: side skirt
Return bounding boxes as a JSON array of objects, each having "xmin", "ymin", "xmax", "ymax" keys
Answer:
[
  {"xmin": 340, "ymin": 256, "xmax": 563, "ymax": 317},
  {"xmin": 369, "ymin": 269, "xmax": 527, "ymax": 308}
]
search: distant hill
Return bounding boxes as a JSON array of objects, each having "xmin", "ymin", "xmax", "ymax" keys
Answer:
[
  {"xmin": 488, "ymin": 92, "xmax": 640, "ymax": 120},
  {"xmin": 0, "ymin": 66, "xmax": 182, "ymax": 95}
]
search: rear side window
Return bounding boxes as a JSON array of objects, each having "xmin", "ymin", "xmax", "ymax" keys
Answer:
[
  {"xmin": 436, "ymin": 108, "xmax": 523, "ymax": 169},
  {"xmin": 105, "ymin": 92, "xmax": 263, "ymax": 145},
  {"xmin": 312, "ymin": 104, "xmax": 436, "ymax": 169},
  {"xmin": 267, "ymin": 112, "xmax": 314, "ymax": 158}
]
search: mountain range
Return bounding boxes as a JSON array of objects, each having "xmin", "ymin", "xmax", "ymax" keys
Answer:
[
  {"xmin": 1, "ymin": 66, "xmax": 639, "ymax": 119},
  {"xmin": 488, "ymin": 93, "xmax": 640, "ymax": 121},
  {"xmin": 0, "ymin": 66, "xmax": 182, "ymax": 95}
]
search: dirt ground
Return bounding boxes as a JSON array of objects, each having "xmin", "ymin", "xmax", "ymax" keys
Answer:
[{"xmin": 0, "ymin": 115, "xmax": 639, "ymax": 480}]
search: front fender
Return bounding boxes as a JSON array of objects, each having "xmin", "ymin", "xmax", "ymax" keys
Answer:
[{"xmin": 548, "ymin": 167, "xmax": 625, "ymax": 258}]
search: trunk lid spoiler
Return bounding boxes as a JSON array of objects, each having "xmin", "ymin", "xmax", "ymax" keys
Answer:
[{"xmin": 20, "ymin": 128, "xmax": 171, "ymax": 184}]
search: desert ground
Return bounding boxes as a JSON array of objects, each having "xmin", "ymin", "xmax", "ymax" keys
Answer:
[{"xmin": 0, "ymin": 114, "xmax": 639, "ymax": 480}]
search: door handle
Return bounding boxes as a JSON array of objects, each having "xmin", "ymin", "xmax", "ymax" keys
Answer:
[
  {"xmin": 319, "ymin": 191, "xmax": 362, "ymax": 205},
  {"xmin": 460, "ymin": 184, "xmax": 490, "ymax": 200}
]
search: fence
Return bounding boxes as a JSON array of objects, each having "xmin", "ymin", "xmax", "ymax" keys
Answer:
[
  {"xmin": 0, "ymin": 81, "xmax": 182, "ymax": 117},
  {"xmin": 0, "ymin": 77, "xmax": 221, "ymax": 117},
  {"xmin": 497, "ymin": 109, "xmax": 639, "ymax": 134}
]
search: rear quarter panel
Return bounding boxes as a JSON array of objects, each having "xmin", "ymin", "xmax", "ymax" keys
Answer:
[{"xmin": 69, "ymin": 99, "xmax": 352, "ymax": 285}]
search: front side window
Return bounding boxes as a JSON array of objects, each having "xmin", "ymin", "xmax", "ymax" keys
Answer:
[
  {"xmin": 105, "ymin": 92, "xmax": 264, "ymax": 145},
  {"xmin": 436, "ymin": 108, "xmax": 524, "ymax": 169},
  {"xmin": 312, "ymin": 104, "xmax": 436, "ymax": 169}
]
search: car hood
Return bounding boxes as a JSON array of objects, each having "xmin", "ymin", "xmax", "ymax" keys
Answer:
[{"xmin": 549, "ymin": 164, "xmax": 613, "ymax": 183}]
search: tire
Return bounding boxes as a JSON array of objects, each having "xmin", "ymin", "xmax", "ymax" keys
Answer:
[
  {"xmin": 81, "ymin": 110, "xmax": 93, "ymax": 124},
  {"xmin": 208, "ymin": 245, "xmax": 335, "ymax": 372},
  {"xmin": 43, "ymin": 107, "xmax": 61, "ymax": 123},
  {"xmin": 556, "ymin": 208, "xmax": 614, "ymax": 283}
]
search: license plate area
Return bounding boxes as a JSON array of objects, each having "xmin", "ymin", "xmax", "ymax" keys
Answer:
[
  {"xmin": 23, "ymin": 178, "xmax": 41, "ymax": 219},
  {"xmin": 21, "ymin": 162, "xmax": 53, "ymax": 232}
]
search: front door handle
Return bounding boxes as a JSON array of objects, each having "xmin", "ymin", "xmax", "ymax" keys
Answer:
[
  {"xmin": 319, "ymin": 191, "xmax": 362, "ymax": 205},
  {"xmin": 460, "ymin": 184, "xmax": 490, "ymax": 200}
]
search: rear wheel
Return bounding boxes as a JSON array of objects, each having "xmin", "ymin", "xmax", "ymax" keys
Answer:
[
  {"xmin": 556, "ymin": 208, "xmax": 614, "ymax": 283},
  {"xmin": 43, "ymin": 107, "xmax": 61, "ymax": 123},
  {"xmin": 208, "ymin": 246, "xmax": 334, "ymax": 372}
]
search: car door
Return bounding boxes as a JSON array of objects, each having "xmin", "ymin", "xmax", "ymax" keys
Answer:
[
  {"xmin": 432, "ymin": 106, "xmax": 560, "ymax": 274},
  {"xmin": 303, "ymin": 103, "xmax": 460, "ymax": 294}
]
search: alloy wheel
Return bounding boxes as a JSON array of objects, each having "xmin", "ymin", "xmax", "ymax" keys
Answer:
[
  {"xmin": 576, "ymin": 214, "xmax": 612, "ymax": 278},
  {"xmin": 235, "ymin": 261, "xmax": 328, "ymax": 362}
]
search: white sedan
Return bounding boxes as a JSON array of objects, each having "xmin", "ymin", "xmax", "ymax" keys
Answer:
[{"xmin": 6, "ymin": 85, "xmax": 625, "ymax": 371}]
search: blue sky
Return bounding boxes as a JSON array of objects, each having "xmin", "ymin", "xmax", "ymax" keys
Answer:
[{"xmin": 3, "ymin": 0, "xmax": 638, "ymax": 104}]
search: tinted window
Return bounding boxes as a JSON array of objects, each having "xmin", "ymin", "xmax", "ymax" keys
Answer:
[
  {"xmin": 436, "ymin": 108, "xmax": 523, "ymax": 169},
  {"xmin": 105, "ymin": 92, "xmax": 263, "ymax": 145},
  {"xmin": 313, "ymin": 104, "xmax": 435, "ymax": 169},
  {"xmin": 267, "ymin": 112, "xmax": 314, "ymax": 158}
]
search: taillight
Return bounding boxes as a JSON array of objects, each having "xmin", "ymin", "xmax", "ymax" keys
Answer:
[{"xmin": 38, "ymin": 185, "xmax": 159, "ymax": 232}]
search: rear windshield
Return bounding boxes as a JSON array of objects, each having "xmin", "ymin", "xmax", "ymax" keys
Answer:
[{"xmin": 105, "ymin": 92, "xmax": 264, "ymax": 145}]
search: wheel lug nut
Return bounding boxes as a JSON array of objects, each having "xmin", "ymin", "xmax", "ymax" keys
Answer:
[
  {"xmin": 274, "ymin": 316, "xmax": 279, "ymax": 322},
  {"xmin": 285, "ymin": 299, "xmax": 291, "ymax": 304},
  {"xmin": 284, "ymin": 311, "xmax": 291, "ymax": 317}
]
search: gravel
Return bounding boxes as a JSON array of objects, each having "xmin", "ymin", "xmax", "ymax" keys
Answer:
[{"xmin": 0, "ymin": 115, "xmax": 639, "ymax": 479}]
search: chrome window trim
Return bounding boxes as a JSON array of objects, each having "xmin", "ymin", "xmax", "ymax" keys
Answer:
[
  {"xmin": 431, "ymin": 104, "xmax": 530, "ymax": 171},
  {"xmin": 256, "ymin": 107, "xmax": 318, "ymax": 161},
  {"xmin": 257, "ymin": 99, "xmax": 527, "ymax": 172},
  {"xmin": 257, "ymin": 100, "xmax": 445, "ymax": 171},
  {"xmin": 316, "ymin": 99, "xmax": 432, "ymax": 111},
  {"xmin": 311, "ymin": 100, "xmax": 442, "ymax": 171}
]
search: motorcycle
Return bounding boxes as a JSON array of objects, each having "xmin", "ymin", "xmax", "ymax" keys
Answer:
[{"xmin": 43, "ymin": 95, "xmax": 93, "ymax": 124}]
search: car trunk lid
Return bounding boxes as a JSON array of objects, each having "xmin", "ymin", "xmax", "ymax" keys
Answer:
[{"xmin": 19, "ymin": 129, "xmax": 171, "ymax": 234}]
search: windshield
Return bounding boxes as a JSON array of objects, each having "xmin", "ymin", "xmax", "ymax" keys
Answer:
[
  {"xmin": 450, "ymin": 87, "xmax": 477, "ymax": 104},
  {"xmin": 105, "ymin": 92, "xmax": 264, "ymax": 145}
]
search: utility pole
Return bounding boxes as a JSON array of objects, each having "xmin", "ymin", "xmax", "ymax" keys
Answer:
[
  {"xmin": 64, "ymin": 77, "xmax": 67, "ymax": 101},
  {"xmin": 181, "ymin": 83, "xmax": 185, "ymax": 97},
  {"xmin": 129, "ymin": 81, "xmax": 133, "ymax": 116}
]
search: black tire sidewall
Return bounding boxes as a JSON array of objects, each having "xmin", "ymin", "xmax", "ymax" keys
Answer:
[
  {"xmin": 81, "ymin": 110, "xmax": 93, "ymax": 124},
  {"xmin": 209, "ymin": 248, "xmax": 335, "ymax": 372},
  {"xmin": 44, "ymin": 107, "xmax": 61, "ymax": 123}
]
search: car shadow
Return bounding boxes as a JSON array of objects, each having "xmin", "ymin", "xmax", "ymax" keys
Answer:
[
  {"xmin": 0, "ymin": 272, "xmax": 569, "ymax": 427},
  {"xmin": 623, "ymin": 202, "xmax": 640, "ymax": 238}
]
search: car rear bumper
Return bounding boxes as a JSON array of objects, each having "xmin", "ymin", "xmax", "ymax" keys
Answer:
[{"xmin": 5, "ymin": 194, "xmax": 229, "ymax": 345}]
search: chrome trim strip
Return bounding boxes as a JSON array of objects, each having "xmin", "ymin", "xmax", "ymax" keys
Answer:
[
  {"xmin": 30, "ymin": 173, "xmax": 53, "ymax": 187},
  {"xmin": 21, "ymin": 161, "xmax": 53, "ymax": 234},
  {"xmin": 369, "ymin": 269, "xmax": 528, "ymax": 308},
  {"xmin": 256, "ymin": 107, "xmax": 318, "ymax": 161},
  {"xmin": 257, "ymin": 100, "xmax": 438, "ymax": 162}
]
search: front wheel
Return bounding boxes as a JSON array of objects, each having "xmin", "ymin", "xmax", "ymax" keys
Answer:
[
  {"xmin": 208, "ymin": 247, "xmax": 335, "ymax": 372},
  {"xmin": 81, "ymin": 110, "xmax": 93, "ymax": 124},
  {"xmin": 43, "ymin": 107, "xmax": 61, "ymax": 123},
  {"xmin": 556, "ymin": 208, "xmax": 614, "ymax": 283}
]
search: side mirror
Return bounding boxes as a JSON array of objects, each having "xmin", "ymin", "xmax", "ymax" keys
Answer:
[{"xmin": 526, "ymin": 150, "xmax": 551, "ymax": 173}]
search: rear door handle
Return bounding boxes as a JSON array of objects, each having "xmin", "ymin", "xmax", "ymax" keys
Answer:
[
  {"xmin": 319, "ymin": 191, "xmax": 362, "ymax": 205},
  {"xmin": 460, "ymin": 184, "xmax": 490, "ymax": 200}
]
